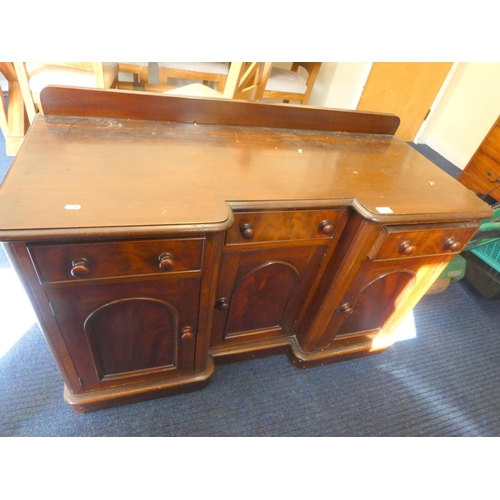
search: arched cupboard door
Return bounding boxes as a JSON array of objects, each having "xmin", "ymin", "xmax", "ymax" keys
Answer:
[
  {"xmin": 336, "ymin": 270, "xmax": 415, "ymax": 336},
  {"xmin": 45, "ymin": 277, "xmax": 200, "ymax": 391},
  {"xmin": 84, "ymin": 297, "xmax": 181, "ymax": 381},
  {"xmin": 224, "ymin": 261, "xmax": 300, "ymax": 336},
  {"xmin": 212, "ymin": 245, "xmax": 328, "ymax": 347},
  {"xmin": 313, "ymin": 256, "xmax": 451, "ymax": 350}
]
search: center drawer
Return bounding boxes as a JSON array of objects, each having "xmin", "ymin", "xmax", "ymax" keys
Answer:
[
  {"xmin": 28, "ymin": 238, "xmax": 204, "ymax": 283},
  {"xmin": 225, "ymin": 209, "xmax": 345, "ymax": 246}
]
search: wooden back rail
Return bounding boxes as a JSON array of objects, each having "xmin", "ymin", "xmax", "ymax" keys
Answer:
[{"xmin": 39, "ymin": 86, "xmax": 401, "ymax": 136}]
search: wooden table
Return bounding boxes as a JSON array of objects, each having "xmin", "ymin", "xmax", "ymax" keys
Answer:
[
  {"xmin": 0, "ymin": 86, "xmax": 492, "ymax": 412},
  {"xmin": 0, "ymin": 62, "xmax": 28, "ymax": 156}
]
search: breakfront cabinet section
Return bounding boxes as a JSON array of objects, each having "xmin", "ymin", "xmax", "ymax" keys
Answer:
[
  {"xmin": 295, "ymin": 218, "xmax": 480, "ymax": 356},
  {"xmin": 210, "ymin": 208, "xmax": 349, "ymax": 352},
  {"xmin": 44, "ymin": 278, "xmax": 200, "ymax": 391},
  {"xmin": 17, "ymin": 236, "xmax": 214, "ymax": 397}
]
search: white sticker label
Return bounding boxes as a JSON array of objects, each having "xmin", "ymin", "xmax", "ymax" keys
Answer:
[
  {"xmin": 376, "ymin": 207, "xmax": 393, "ymax": 214},
  {"xmin": 64, "ymin": 204, "xmax": 81, "ymax": 210}
]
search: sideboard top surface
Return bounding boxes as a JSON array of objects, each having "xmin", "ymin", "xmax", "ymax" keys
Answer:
[{"xmin": 0, "ymin": 110, "xmax": 492, "ymax": 240}]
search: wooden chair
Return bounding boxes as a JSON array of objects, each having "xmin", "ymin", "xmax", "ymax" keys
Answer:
[
  {"xmin": 117, "ymin": 62, "xmax": 149, "ymax": 84},
  {"xmin": 157, "ymin": 62, "xmax": 230, "ymax": 92},
  {"xmin": 162, "ymin": 63, "xmax": 269, "ymax": 101},
  {"xmin": 262, "ymin": 62, "xmax": 322, "ymax": 105},
  {"xmin": 0, "ymin": 62, "xmax": 29, "ymax": 156},
  {"xmin": 14, "ymin": 62, "xmax": 119, "ymax": 123},
  {"xmin": 224, "ymin": 62, "xmax": 270, "ymax": 100}
]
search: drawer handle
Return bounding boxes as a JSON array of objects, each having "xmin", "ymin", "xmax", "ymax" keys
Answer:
[
  {"xmin": 70, "ymin": 258, "xmax": 90, "ymax": 278},
  {"xmin": 444, "ymin": 237, "xmax": 462, "ymax": 252},
  {"xmin": 240, "ymin": 223, "xmax": 255, "ymax": 240},
  {"xmin": 216, "ymin": 297, "xmax": 230, "ymax": 311},
  {"xmin": 399, "ymin": 240, "xmax": 417, "ymax": 256},
  {"xmin": 340, "ymin": 302, "xmax": 354, "ymax": 315},
  {"xmin": 158, "ymin": 252, "xmax": 175, "ymax": 271},
  {"xmin": 181, "ymin": 326, "xmax": 194, "ymax": 342},
  {"xmin": 319, "ymin": 219, "xmax": 335, "ymax": 235}
]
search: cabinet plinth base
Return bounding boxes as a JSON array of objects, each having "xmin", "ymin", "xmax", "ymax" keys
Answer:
[
  {"xmin": 210, "ymin": 336, "xmax": 291, "ymax": 365},
  {"xmin": 287, "ymin": 336, "xmax": 394, "ymax": 369},
  {"xmin": 64, "ymin": 359, "xmax": 215, "ymax": 413}
]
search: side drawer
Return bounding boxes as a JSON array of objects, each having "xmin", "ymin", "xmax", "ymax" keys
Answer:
[
  {"xmin": 370, "ymin": 223, "xmax": 479, "ymax": 261},
  {"xmin": 226, "ymin": 209, "xmax": 345, "ymax": 246},
  {"xmin": 28, "ymin": 238, "xmax": 204, "ymax": 283}
]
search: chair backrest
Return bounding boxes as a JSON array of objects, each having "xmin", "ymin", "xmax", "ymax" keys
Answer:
[
  {"xmin": 158, "ymin": 62, "xmax": 229, "ymax": 92},
  {"xmin": 263, "ymin": 62, "xmax": 322, "ymax": 105},
  {"xmin": 223, "ymin": 62, "xmax": 271, "ymax": 101},
  {"xmin": 292, "ymin": 62, "xmax": 322, "ymax": 103},
  {"xmin": 14, "ymin": 62, "xmax": 111, "ymax": 123}
]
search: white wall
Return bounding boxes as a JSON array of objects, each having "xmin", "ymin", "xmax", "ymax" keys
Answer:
[
  {"xmin": 417, "ymin": 62, "xmax": 500, "ymax": 169},
  {"xmin": 319, "ymin": 62, "xmax": 371, "ymax": 109},
  {"xmin": 270, "ymin": 62, "xmax": 370, "ymax": 109},
  {"xmin": 307, "ymin": 62, "xmax": 338, "ymax": 107}
]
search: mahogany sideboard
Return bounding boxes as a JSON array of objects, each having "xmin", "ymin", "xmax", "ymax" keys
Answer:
[{"xmin": 0, "ymin": 86, "xmax": 492, "ymax": 413}]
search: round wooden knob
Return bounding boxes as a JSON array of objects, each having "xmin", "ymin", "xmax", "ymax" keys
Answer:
[
  {"xmin": 319, "ymin": 220, "xmax": 335, "ymax": 235},
  {"xmin": 340, "ymin": 302, "xmax": 354, "ymax": 315},
  {"xmin": 181, "ymin": 326, "xmax": 194, "ymax": 342},
  {"xmin": 216, "ymin": 297, "xmax": 229, "ymax": 311},
  {"xmin": 444, "ymin": 237, "xmax": 462, "ymax": 252},
  {"xmin": 240, "ymin": 223, "xmax": 255, "ymax": 240},
  {"xmin": 70, "ymin": 258, "xmax": 90, "ymax": 278},
  {"xmin": 399, "ymin": 240, "xmax": 417, "ymax": 256},
  {"xmin": 158, "ymin": 252, "xmax": 175, "ymax": 271}
]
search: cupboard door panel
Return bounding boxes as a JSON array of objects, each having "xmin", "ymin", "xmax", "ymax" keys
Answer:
[
  {"xmin": 313, "ymin": 256, "xmax": 450, "ymax": 350},
  {"xmin": 84, "ymin": 298, "xmax": 179, "ymax": 380},
  {"xmin": 46, "ymin": 278, "xmax": 200, "ymax": 390},
  {"xmin": 225, "ymin": 261, "xmax": 299, "ymax": 336},
  {"xmin": 337, "ymin": 271, "xmax": 415, "ymax": 336},
  {"xmin": 212, "ymin": 245, "xmax": 327, "ymax": 346}
]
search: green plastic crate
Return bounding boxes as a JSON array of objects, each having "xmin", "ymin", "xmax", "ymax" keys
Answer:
[
  {"xmin": 438, "ymin": 254, "xmax": 466, "ymax": 283},
  {"xmin": 471, "ymin": 240, "xmax": 500, "ymax": 274},
  {"xmin": 462, "ymin": 204, "xmax": 500, "ymax": 299}
]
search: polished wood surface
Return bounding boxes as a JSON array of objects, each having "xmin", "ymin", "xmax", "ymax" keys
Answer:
[
  {"xmin": 0, "ymin": 87, "xmax": 492, "ymax": 412},
  {"xmin": 0, "ymin": 88, "xmax": 490, "ymax": 241}
]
